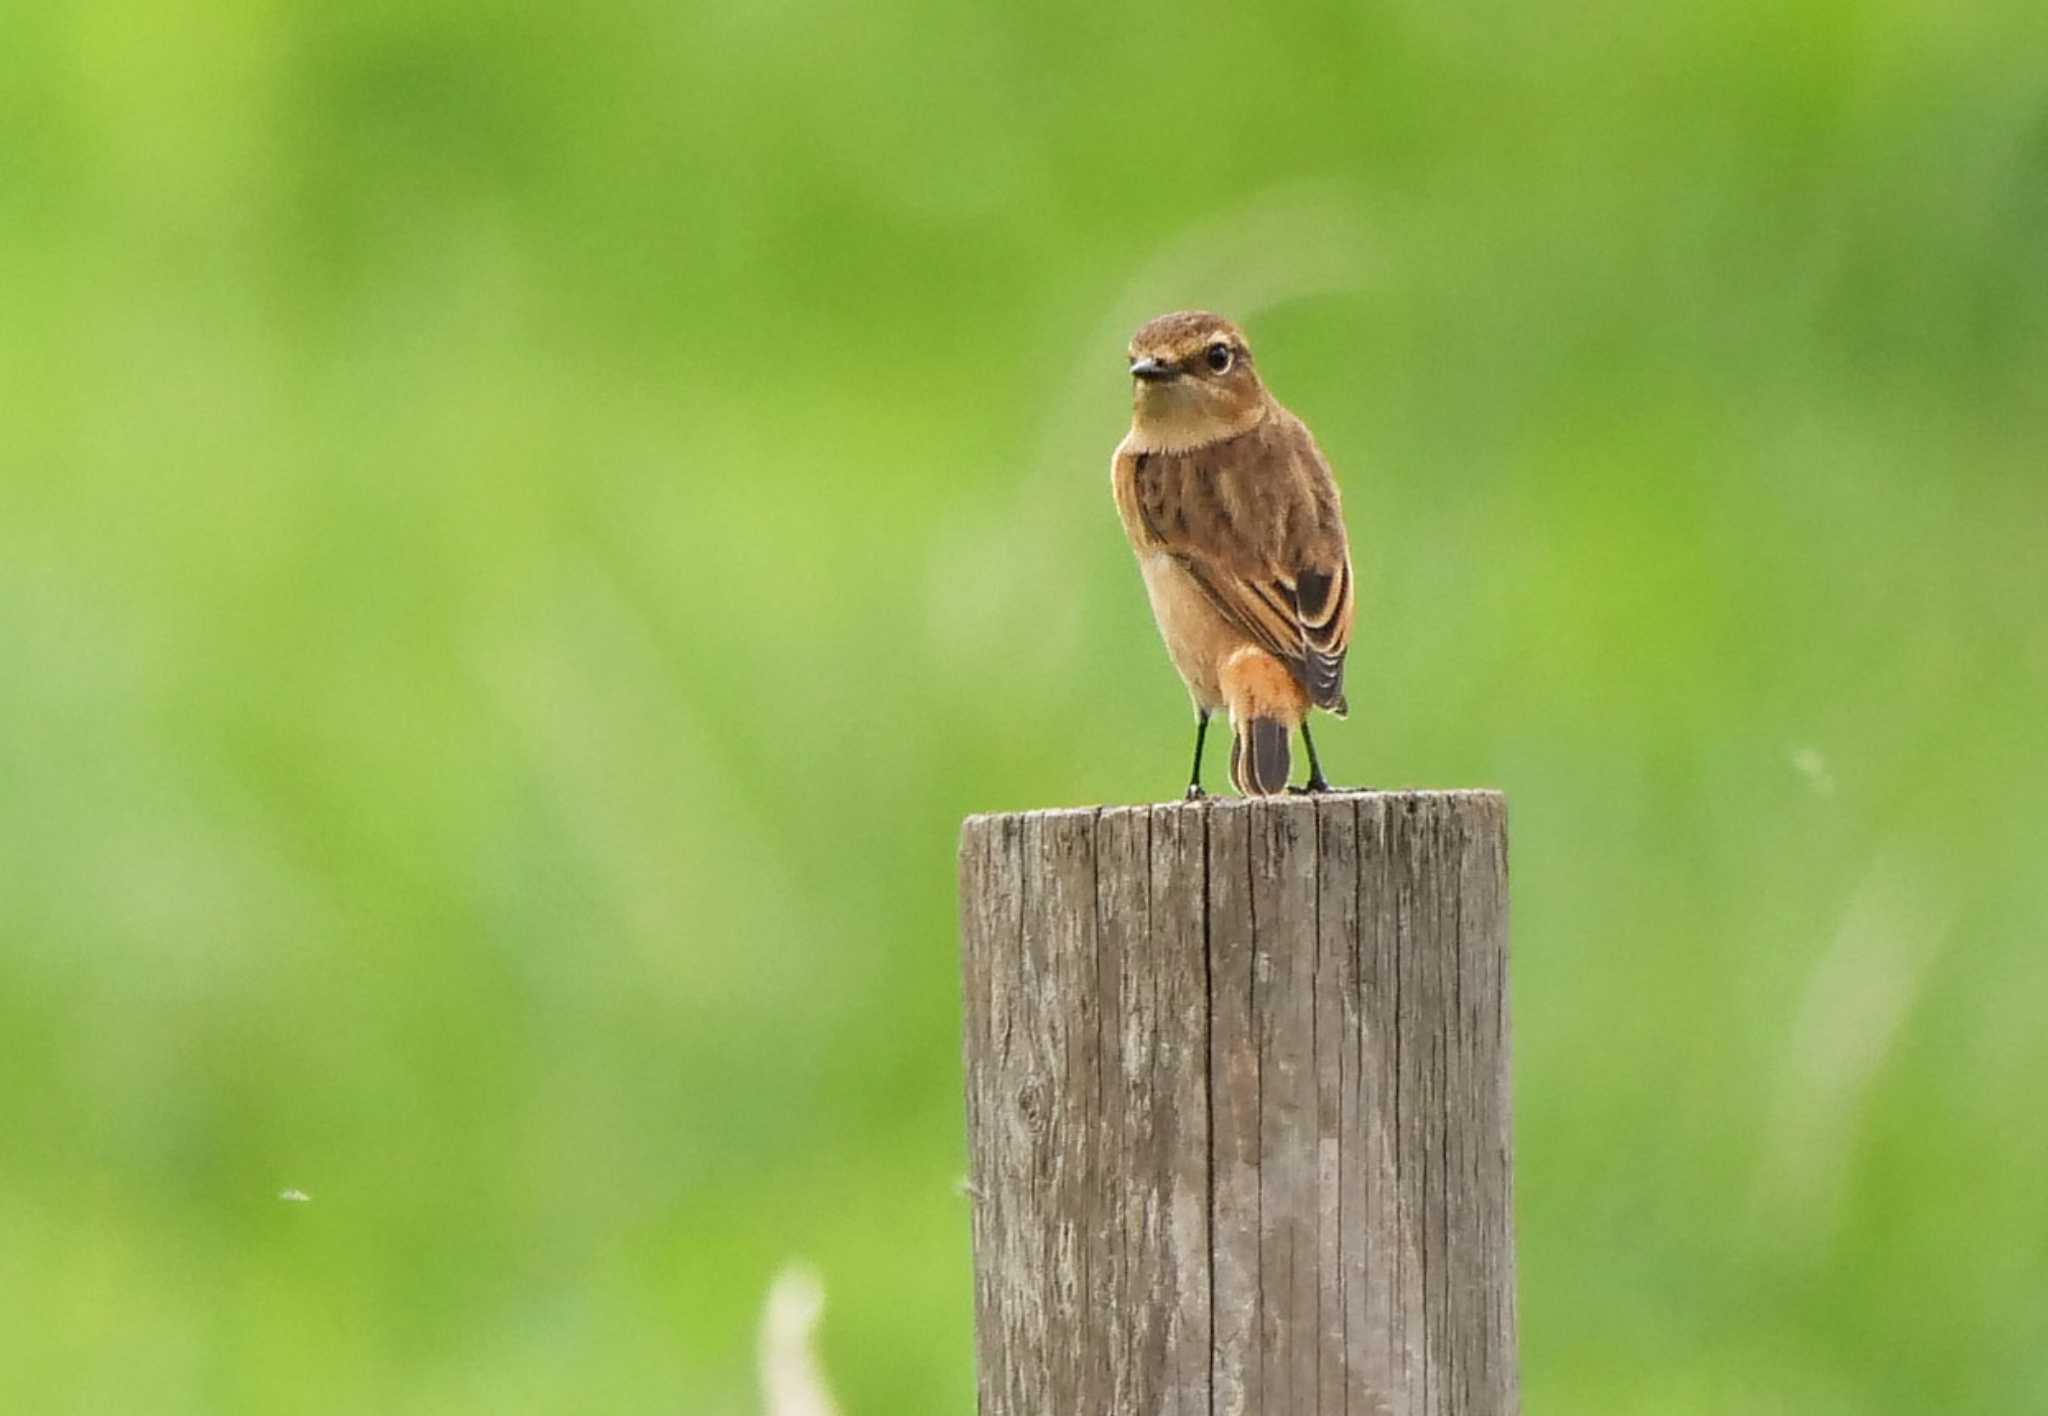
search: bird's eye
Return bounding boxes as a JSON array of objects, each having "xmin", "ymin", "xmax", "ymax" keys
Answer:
[{"xmin": 1205, "ymin": 343, "xmax": 1234, "ymax": 373}]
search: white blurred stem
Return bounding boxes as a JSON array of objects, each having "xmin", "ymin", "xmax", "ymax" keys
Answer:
[{"xmin": 759, "ymin": 1265, "xmax": 840, "ymax": 1416}]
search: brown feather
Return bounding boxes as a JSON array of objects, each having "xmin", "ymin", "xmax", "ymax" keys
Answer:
[{"xmin": 1114, "ymin": 403, "xmax": 1355, "ymax": 713}]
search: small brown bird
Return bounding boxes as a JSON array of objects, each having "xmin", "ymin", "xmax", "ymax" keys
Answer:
[{"xmin": 1111, "ymin": 311, "xmax": 1356, "ymax": 797}]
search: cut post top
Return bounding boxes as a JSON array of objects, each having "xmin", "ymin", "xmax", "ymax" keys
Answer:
[{"xmin": 962, "ymin": 787, "xmax": 1505, "ymax": 835}]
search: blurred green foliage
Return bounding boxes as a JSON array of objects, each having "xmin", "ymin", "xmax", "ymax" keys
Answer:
[{"xmin": 4, "ymin": 1, "xmax": 2046, "ymax": 1410}]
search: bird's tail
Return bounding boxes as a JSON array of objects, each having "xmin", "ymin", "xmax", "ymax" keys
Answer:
[
  {"xmin": 1221, "ymin": 646, "xmax": 1305, "ymax": 796},
  {"xmin": 1229, "ymin": 716, "xmax": 1292, "ymax": 796}
]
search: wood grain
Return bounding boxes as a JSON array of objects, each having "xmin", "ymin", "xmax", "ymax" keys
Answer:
[{"xmin": 959, "ymin": 791, "xmax": 1516, "ymax": 1414}]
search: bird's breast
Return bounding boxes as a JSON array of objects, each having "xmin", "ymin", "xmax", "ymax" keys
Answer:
[{"xmin": 1137, "ymin": 552, "xmax": 1238, "ymax": 709}]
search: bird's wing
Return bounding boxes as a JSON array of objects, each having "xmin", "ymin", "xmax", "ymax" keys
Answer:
[
  {"xmin": 1139, "ymin": 417, "xmax": 1355, "ymax": 712},
  {"xmin": 1173, "ymin": 547, "xmax": 1354, "ymax": 713}
]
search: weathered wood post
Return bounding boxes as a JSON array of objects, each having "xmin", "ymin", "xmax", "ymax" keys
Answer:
[{"xmin": 958, "ymin": 791, "xmax": 1516, "ymax": 1415}]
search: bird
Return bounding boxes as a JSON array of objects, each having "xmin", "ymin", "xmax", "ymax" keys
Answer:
[{"xmin": 1110, "ymin": 310, "xmax": 1356, "ymax": 797}]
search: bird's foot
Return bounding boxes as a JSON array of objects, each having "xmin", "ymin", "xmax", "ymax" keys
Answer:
[{"xmin": 1184, "ymin": 784, "xmax": 1208, "ymax": 801}]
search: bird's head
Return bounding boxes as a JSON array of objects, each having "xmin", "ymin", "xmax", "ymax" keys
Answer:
[{"xmin": 1126, "ymin": 310, "xmax": 1267, "ymax": 450}]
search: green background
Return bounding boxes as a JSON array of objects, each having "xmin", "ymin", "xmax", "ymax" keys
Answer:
[{"xmin": 5, "ymin": 1, "xmax": 2045, "ymax": 1410}]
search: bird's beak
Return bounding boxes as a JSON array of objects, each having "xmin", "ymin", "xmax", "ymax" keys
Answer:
[{"xmin": 1129, "ymin": 356, "xmax": 1179, "ymax": 383}]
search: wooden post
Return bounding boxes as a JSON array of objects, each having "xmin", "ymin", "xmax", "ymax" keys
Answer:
[{"xmin": 958, "ymin": 791, "xmax": 1517, "ymax": 1415}]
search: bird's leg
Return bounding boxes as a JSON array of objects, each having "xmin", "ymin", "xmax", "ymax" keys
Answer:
[
  {"xmin": 1296, "ymin": 721, "xmax": 1333, "ymax": 793},
  {"xmin": 1185, "ymin": 710, "xmax": 1211, "ymax": 800}
]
